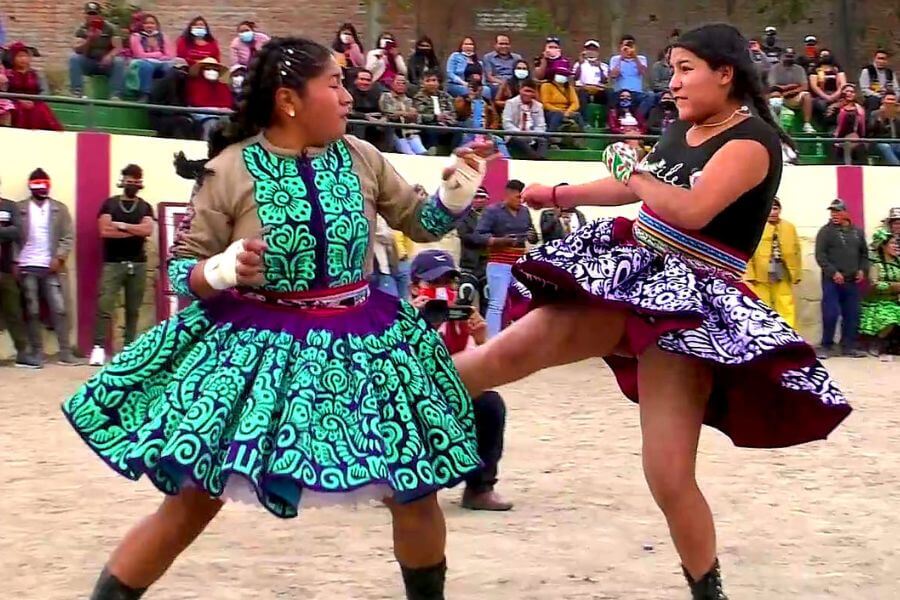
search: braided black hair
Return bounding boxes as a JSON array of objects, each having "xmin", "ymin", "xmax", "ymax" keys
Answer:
[
  {"xmin": 673, "ymin": 23, "xmax": 796, "ymax": 150},
  {"xmin": 220, "ymin": 36, "xmax": 335, "ymax": 148}
]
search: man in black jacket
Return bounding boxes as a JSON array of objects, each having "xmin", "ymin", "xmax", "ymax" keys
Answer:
[
  {"xmin": 456, "ymin": 187, "xmax": 490, "ymax": 316},
  {"xmin": 815, "ymin": 199, "xmax": 869, "ymax": 358},
  {"xmin": 148, "ymin": 58, "xmax": 199, "ymax": 139},
  {"xmin": 0, "ymin": 185, "xmax": 36, "ymax": 367}
]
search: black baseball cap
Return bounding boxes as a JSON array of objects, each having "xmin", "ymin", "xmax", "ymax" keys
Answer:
[
  {"xmin": 828, "ymin": 199, "xmax": 847, "ymax": 211},
  {"xmin": 84, "ymin": 2, "xmax": 101, "ymax": 14},
  {"xmin": 410, "ymin": 250, "xmax": 460, "ymax": 283}
]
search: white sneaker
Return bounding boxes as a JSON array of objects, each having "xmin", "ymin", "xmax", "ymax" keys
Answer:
[
  {"xmin": 802, "ymin": 122, "xmax": 816, "ymax": 134},
  {"xmin": 89, "ymin": 345, "xmax": 106, "ymax": 366}
]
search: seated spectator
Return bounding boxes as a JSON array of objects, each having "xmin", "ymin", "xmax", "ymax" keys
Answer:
[
  {"xmin": 646, "ymin": 90, "xmax": 678, "ymax": 135},
  {"xmin": 128, "ymin": 13, "xmax": 175, "ymax": 101},
  {"xmin": 0, "ymin": 69, "xmax": 13, "ymax": 126},
  {"xmin": 607, "ymin": 89, "xmax": 647, "ymax": 147},
  {"xmin": 455, "ymin": 79, "xmax": 508, "ymax": 157},
  {"xmin": 148, "ymin": 57, "xmax": 197, "ymax": 138},
  {"xmin": 574, "ymin": 40, "xmax": 609, "ymax": 121},
  {"xmin": 797, "ymin": 34, "xmax": 821, "ymax": 74},
  {"xmin": 348, "ymin": 68, "xmax": 389, "ymax": 150},
  {"xmin": 413, "ymin": 71, "xmax": 460, "ymax": 153},
  {"xmin": 859, "ymin": 229, "xmax": 900, "ymax": 359},
  {"xmin": 331, "ymin": 22, "xmax": 365, "ymax": 72},
  {"xmin": 768, "ymin": 88, "xmax": 798, "ymax": 131},
  {"xmin": 176, "ymin": 16, "xmax": 220, "ymax": 67},
  {"xmin": 186, "ymin": 57, "xmax": 231, "ymax": 140},
  {"xmin": 379, "ymin": 74, "xmax": 427, "ymax": 155},
  {"xmin": 502, "ymin": 79, "xmax": 548, "ymax": 160},
  {"xmin": 407, "ymin": 35, "xmax": 440, "ymax": 88},
  {"xmin": 871, "ymin": 91, "xmax": 900, "ymax": 165},
  {"xmin": 229, "ymin": 64, "xmax": 246, "ymax": 108},
  {"xmin": 447, "ymin": 36, "xmax": 483, "ymax": 97},
  {"xmin": 533, "ymin": 35, "xmax": 567, "ymax": 81},
  {"xmin": 608, "ymin": 35, "xmax": 648, "ymax": 114},
  {"xmin": 762, "ymin": 26, "xmax": 784, "ymax": 66},
  {"xmin": 69, "ymin": 1, "xmax": 125, "ymax": 98},
  {"xmin": 809, "ymin": 48, "xmax": 846, "ymax": 124},
  {"xmin": 859, "ymin": 49, "xmax": 898, "ymax": 113},
  {"xmin": 748, "ymin": 38, "xmax": 771, "ymax": 87},
  {"xmin": 540, "ymin": 60, "xmax": 584, "ymax": 135},
  {"xmin": 5, "ymin": 42, "xmax": 62, "ymax": 131},
  {"xmin": 768, "ymin": 48, "xmax": 816, "ymax": 133},
  {"xmin": 229, "ymin": 21, "xmax": 269, "ymax": 68},
  {"xmin": 832, "ymin": 84, "xmax": 867, "ymax": 164},
  {"xmin": 483, "ymin": 34, "xmax": 522, "ymax": 95},
  {"xmin": 365, "ymin": 33, "xmax": 406, "ymax": 89},
  {"xmin": 643, "ymin": 46, "xmax": 673, "ymax": 116},
  {"xmin": 494, "ymin": 59, "xmax": 531, "ymax": 114}
]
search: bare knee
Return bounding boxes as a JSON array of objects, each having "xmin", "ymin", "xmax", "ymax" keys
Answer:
[
  {"xmin": 386, "ymin": 493, "xmax": 443, "ymax": 529},
  {"xmin": 157, "ymin": 488, "xmax": 223, "ymax": 534},
  {"xmin": 643, "ymin": 452, "xmax": 697, "ymax": 512}
]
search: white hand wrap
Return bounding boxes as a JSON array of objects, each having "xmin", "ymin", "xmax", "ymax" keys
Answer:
[
  {"xmin": 203, "ymin": 239, "xmax": 245, "ymax": 290},
  {"xmin": 439, "ymin": 153, "xmax": 487, "ymax": 213}
]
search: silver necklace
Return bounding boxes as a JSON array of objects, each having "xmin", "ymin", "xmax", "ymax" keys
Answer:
[{"xmin": 118, "ymin": 196, "xmax": 139, "ymax": 214}]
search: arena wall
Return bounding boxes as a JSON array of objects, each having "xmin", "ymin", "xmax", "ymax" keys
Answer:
[{"xmin": 0, "ymin": 128, "xmax": 897, "ymax": 355}]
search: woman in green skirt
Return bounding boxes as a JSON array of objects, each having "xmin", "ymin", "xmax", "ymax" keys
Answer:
[{"xmin": 860, "ymin": 228, "xmax": 900, "ymax": 359}]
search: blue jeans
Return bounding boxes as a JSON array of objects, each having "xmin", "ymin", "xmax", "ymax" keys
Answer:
[
  {"xmin": 876, "ymin": 142, "xmax": 900, "ymax": 166},
  {"xmin": 461, "ymin": 121, "xmax": 510, "ymax": 157},
  {"xmin": 485, "ymin": 262, "xmax": 513, "ymax": 338},
  {"xmin": 192, "ymin": 114, "xmax": 225, "ymax": 140},
  {"xmin": 69, "ymin": 54, "xmax": 125, "ymax": 96},
  {"xmin": 374, "ymin": 272, "xmax": 400, "ymax": 297},
  {"xmin": 394, "ymin": 134, "xmax": 428, "ymax": 155},
  {"xmin": 394, "ymin": 259, "xmax": 411, "ymax": 301},
  {"xmin": 133, "ymin": 59, "xmax": 172, "ymax": 94},
  {"xmin": 821, "ymin": 278, "xmax": 861, "ymax": 351},
  {"xmin": 545, "ymin": 110, "xmax": 585, "ymax": 132},
  {"xmin": 447, "ymin": 83, "xmax": 493, "ymax": 100}
]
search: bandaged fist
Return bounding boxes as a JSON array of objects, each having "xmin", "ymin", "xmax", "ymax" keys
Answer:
[{"xmin": 603, "ymin": 142, "xmax": 639, "ymax": 185}]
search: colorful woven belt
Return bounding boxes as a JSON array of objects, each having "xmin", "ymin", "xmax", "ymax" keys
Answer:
[
  {"xmin": 237, "ymin": 281, "xmax": 370, "ymax": 309},
  {"xmin": 634, "ymin": 207, "xmax": 748, "ymax": 277}
]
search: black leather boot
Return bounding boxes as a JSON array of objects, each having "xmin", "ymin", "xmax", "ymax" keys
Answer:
[
  {"xmin": 682, "ymin": 558, "xmax": 728, "ymax": 599},
  {"xmin": 400, "ymin": 558, "xmax": 446, "ymax": 600},
  {"xmin": 89, "ymin": 567, "xmax": 148, "ymax": 600}
]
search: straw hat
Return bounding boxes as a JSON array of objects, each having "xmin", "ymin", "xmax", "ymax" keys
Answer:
[{"xmin": 189, "ymin": 57, "xmax": 227, "ymax": 80}]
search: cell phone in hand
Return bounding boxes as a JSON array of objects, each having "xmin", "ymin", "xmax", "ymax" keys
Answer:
[{"xmin": 448, "ymin": 305, "xmax": 474, "ymax": 321}]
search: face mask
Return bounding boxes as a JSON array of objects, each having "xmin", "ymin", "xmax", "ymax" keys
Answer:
[
  {"xmin": 660, "ymin": 100, "xmax": 676, "ymax": 110},
  {"xmin": 239, "ymin": 31, "xmax": 254, "ymax": 44},
  {"xmin": 619, "ymin": 98, "xmax": 632, "ymax": 108},
  {"xmin": 553, "ymin": 74, "xmax": 568, "ymax": 85},
  {"xmin": 765, "ymin": 35, "xmax": 776, "ymax": 45},
  {"xmin": 203, "ymin": 69, "xmax": 220, "ymax": 82},
  {"xmin": 514, "ymin": 69, "xmax": 528, "ymax": 80},
  {"xmin": 462, "ymin": 50, "xmax": 474, "ymax": 57},
  {"xmin": 416, "ymin": 46, "xmax": 431, "ymax": 55},
  {"xmin": 340, "ymin": 33, "xmax": 353, "ymax": 45},
  {"xmin": 546, "ymin": 50, "xmax": 561, "ymax": 60},
  {"xmin": 819, "ymin": 55, "xmax": 832, "ymax": 65},
  {"xmin": 123, "ymin": 184, "xmax": 141, "ymax": 198},
  {"xmin": 191, "ymin": 27, "xmax": 207, "ymax": 38},
  {"xmin": 769, "ymin": 97, "xmax": 784, "ymax": 109},
  {"xmin": 29, "ymin": 186, "xmax": 48, "ymax": 199},
  {"xmin": 783, "ymin": 57, "xmax": 795, "ymax": 66},
  {"xmin": 232, "ymin": 75, "xmax": 245, "ymax": 88}
]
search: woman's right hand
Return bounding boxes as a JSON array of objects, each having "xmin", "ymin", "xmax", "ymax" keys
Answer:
[
  {"xmin": 236, "ymin": 238, "xmax": 267, "ymax": 287},
  {"xmin": 522, "ymin": 184, "xmax": 555, "ymax": 209}
]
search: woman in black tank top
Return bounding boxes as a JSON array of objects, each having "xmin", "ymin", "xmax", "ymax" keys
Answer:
[{"xmin": 452, "ymin": 24, "xmax": 851, "ymax": 599}]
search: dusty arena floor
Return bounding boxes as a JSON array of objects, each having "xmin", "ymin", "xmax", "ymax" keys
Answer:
[{"xmin": 1, "ymin": 358, "xmax": 897, "ymax": 599}]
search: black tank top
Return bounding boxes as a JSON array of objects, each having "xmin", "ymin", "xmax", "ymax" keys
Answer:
[{"xmin": 641, "ymin": 116, "xmax": 784, "ymax": 256}]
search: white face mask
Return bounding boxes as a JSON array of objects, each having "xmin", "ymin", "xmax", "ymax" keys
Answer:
[
  {"xmin": 232, "ymin": 75, "xmax": 245, "ymax": 88},
  {"xmin": 553, "ymin": 74, "xmax": 568, "ymax": 85},
  {"xmin": 546, "ymin": 50, "xmax": 561, "ymax": 60},
  {"xmin": 769, "ymin": 97, "xmax": 784, "ymax": 109},
  {"xmin": 514, "ymin": 69, "xmax": 528, "ymax": 80},
  {"xmin": 203, "ymin": 69, "xmax": 220, "ymax": 82},
  {"xmin": 340, "ymin": 33, "xmax": 353, "ymax": 45}
]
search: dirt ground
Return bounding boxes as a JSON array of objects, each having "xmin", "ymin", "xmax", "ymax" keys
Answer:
[{"xmin": 1, "ymin": 358, "xmax": 897, "ymax": 599}]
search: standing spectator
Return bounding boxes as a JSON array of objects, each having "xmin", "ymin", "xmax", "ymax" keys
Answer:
[
  {"xmin": 574, "ymin": 40, "xmax": 609, "ymax": 121},
  {"xmin": 533, "ymin": 35, "xmax": 567, "ymax": 81},
  {"xmin": 809, "ymin": 48, "xmax": 847, "ymax": 123},
  {"xmin": 4, "ymin": 42, "xmax": 62, "ymax": 131},
  {"xmin": 494, "ymin": 59, "xmax": 531, "ymax": 114},
  {"xmin": 69, "ymin": 1, "xmax": 125, "ymax": 98},
  {"xmin": 379, "ymin": 74, "xmax": 427, "ymax": 155},
  {"xmin": 186, "ymin": 57, "xmax": 231, "ymax": 140},
  {"xmin": 815, "ymin": 199, "xmax": 869, "ymax": 358},
  {"xmin": 147, "ymin": 57, "xmax": 197, "ymax": 139},
  {"xmin": 446, "ymin": 36, "xmax": 483, "ymax": 98},
  {"xmin": 176, "ymin": 16, "xmax": 220, "ymax": 67},
  {"xmin": 860, "ymin": 229, "xmax": 900, "ymax": 359},
  {"xmin": 871, "ymin": 90, "xmax": 900, "ymax": 165},
  {"xmin": 90, "ymin": 164, "xmax": 154, "ymax": 366},
  {"xmin": 541, "ymin": 59, "xmax": 583, "ymax": 134},
  {"xmin": 608, "ymin": 35, "xmax": 648, "ymax": 111},
  {"xmin": 413, "ymin": 71, "xmax": 460, "ymax": 152},
  {"xmin": 762, "ymin": 26, "xmax": 783, "ymax": 66},
  {"xmin": 540, "ymin": 206, "xmax": 588, "ymax": 243},
  {"xmin": 454, "ymin": 79, "xmax": 507, "ymax": 156},
  {"xmin": 348, "ymin": 68, "xmax": 389, "ymax": 150},
  {"xmin": 0, "ymin": 179, "xmax": 36, "ymax": 367},
  {"xmin": 457, "ymin": 187, "xmax": 491, "ymax": 317},
  {"xmin": 797, "ymin": 34, "xmax": 821, "ymax": 74},
  {"xmin": 745, "ymin": 198, "xmax": 802, "ymax": 327},
  {"xmin": 483, "ymin": 34, "xmax": 522, "ymax": 95},
  {"xmin": 748, "ymin": 38, "xmax": 771, "ymax": 86},
  {"xmin": 228, "ymin": 64, "xmax": 246, "ymax": 107},
  {"xmin": 646, "ymin": 90, "xmax": 678, "ymax": 135},
  {"xmin": 768, "ymin": 48, "xmax": 816, "ymax": 133},
  {"xmin": 129, "ymin": 14, "xmax": 176, "ymax": 101},
  {"xmin": 832, "ymin": 84, "xmax": 867, "ymax": 164},
  {"xmin": 502, "ymin": 79, "xmax": 548, "ymax": 160},
  {"xmin": 643, "ymin": 46, "xmax": 673, "ymax": 116},
  {"xmin": 406, "ymin": 35, "xmax": 439, "ymax": 88},
  {"xmin": 229, "ymin": 21, "xmax": 269, "ymax": 68},
  {"xmin": 15, "ymin": 169, "xmax": 78, "ymax": 366},
  {"xmin": 365, "ymin": 33, "xmax": 406, "ymax": 89},
  {"xmin": 859, "ymin": 49, "xmax": 898, "ymax": 113},
  {"xmin": 330, "ymin": 23, "xmax": 365, "ymax": 72},
  {"xmin": 475, "ymin": 179, "xmax": 538, "ymax": 338}
]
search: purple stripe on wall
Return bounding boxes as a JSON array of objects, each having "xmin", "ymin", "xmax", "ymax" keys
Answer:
[
  {"xmin": 482, "ymin": 156, "xmax": 510, "ymax": 204},
  {"xmin": 836, "ymin": 166, "xmax": 865, "ymax": 231},
  {"xmin": 75, "ymin": 132, "xmax": 111, "ymax": 354}
]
